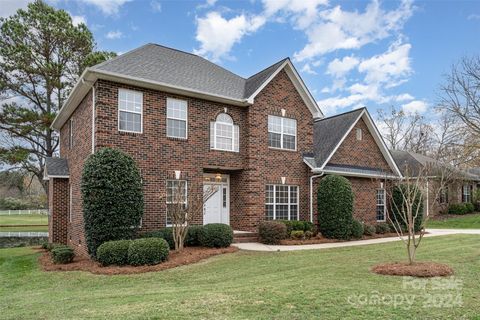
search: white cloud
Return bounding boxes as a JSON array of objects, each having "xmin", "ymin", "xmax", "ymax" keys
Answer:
[
  {"xmin": 150, "ymin": 0, "xmax": 162, "ymax": 13},
  {"xmin": 77, "ymin": 0, "xmax": 131, "ymax": 15},
  {"xmin": 0, "ymin": 0, "xmax": 30, "ymax": 18},
  {"xmin": 262, "ymin": 0, "xmax": 328, "ymax": 29},
  {"xmin": 194, "ymin": 12, "xmax": 266, "ymax": 61},
  {"xmin": 358, "ymin": 40, "xmax": 412, "ymax": 86},
  {"xmin": 326, "ymin": 55, "xmax": 359, "ymax": 78},
  {"xmin": 395, "ymin": 93, "xmax": 414, "ymax": 102},
  {"xmin": 105, "ymin": 30, "xmax": 123, "ymax": 39},
  {"xmin": 402, "ymin": 100, "xmax": 428, "ymax": 114},
  {"xmin": 300, "ymin": 63, "xmax": 317, "ymax": 75},
  {"xmin": 70, "ymin": 14, "xmax": 87, "ymax": 26},
  {"xmin": 293, "ymin": 0, "xmax": 414, "ymax": 61}
]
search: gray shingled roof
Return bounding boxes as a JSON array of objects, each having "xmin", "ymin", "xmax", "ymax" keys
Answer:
[
  {"xmin": 45, "ymin": 157, "xmax": 69, "ymax": 177},
  {"xmin": 391, "ymin": 150, "xmax": 480, "ymax": 180},
  {"xmin": 91, "ymin": 44, "xmax": 287, "ymax": 100},
  {"xmin": 312, "ymin": 108, "xmax": 364, "ymax": 168}
]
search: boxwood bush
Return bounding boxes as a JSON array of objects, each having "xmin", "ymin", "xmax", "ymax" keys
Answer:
[
  {"xmin": 258, "ymin": 221, "xmax": 287, "ymax": 244},
  {"xmin": 142, "ymin": 226, "xmax": 204, "ymax": 248},
  {"xmin": 199, "ymin": 224, "xmax": 233, "ymax": 248},
  {"xmin": 277, "ymin": 220, "xmax": 314, "ymax": 235},
  {"xmin": 376, "ymin": 223, "xmax": 391, "ymax": 234},
  {"xmin": 448, "ymin": 203, "xmax": 467, "ymax": 215},
  {"xmin": 185, "ymin": 225, "xmax": 204, "ymax": 246},
  {"xmin": 350, "ymin": 219, "xmax": 364, "ymax": 239},
  {"xmin": 317, "ymin": 175, "xmax": 354, "ymax": 239},
  {"xmin": 127, "ymin": 238, "xmax": 169, "ymax": 266},
  {"xmin": 96, "ymin": 240, "xmax": 132, "ymax": 266},
  {"xmin": 290, "ymin": 230, "xmax": 305, "ymax": 240},
  {"xmin": 81, "ymin": 148, "xmax": 144, "ymax": 258},
  {"xmin": 51, "ymin": 245, "xmax": 74, "ymax": 264},
  {"xmin": 363, "ymin": 224, "xmax": 376, "ymax": 236},
  {"xmin": 391, "ymin": 184, "xmax": 424, "ymax": 232},
  {"xmin": 465, "ymin": 202, "xmax": 475, "ymax": 213}
]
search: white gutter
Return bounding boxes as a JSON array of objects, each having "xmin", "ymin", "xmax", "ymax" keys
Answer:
[{"xmin": 310, "ymin": 173, "xmax": 325, "ymax": 223}]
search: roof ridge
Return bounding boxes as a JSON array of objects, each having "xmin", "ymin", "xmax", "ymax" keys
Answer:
[
  {"xmin": 90, "ymin": 43, "xmax": 154, "ymax": 70},
  {"xmin": 246, "ymin": 58, "xmax": 289, "ymax": 80},
  {"xmin": 314, "ymin": 107, "xmax": 365, "ymax": 122}
]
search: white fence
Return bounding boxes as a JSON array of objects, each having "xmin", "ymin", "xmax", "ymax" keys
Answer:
[
  {"xmin": 0, "ymin": 231, "xmax": 48, "ymax": 237},
  {"xmin": 0, "ymin": 209, "xmax": 49, "ymax": 215}
]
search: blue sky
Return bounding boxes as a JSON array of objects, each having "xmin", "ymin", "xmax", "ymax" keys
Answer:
[{"xmin": 2, "ymin": 0, "xmax": 480, "ymax": 117}]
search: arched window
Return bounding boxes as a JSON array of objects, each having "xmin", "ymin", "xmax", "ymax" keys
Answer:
[{"xmin": 210, "ymin": 113, "xmax": 239, "ymax": 152}]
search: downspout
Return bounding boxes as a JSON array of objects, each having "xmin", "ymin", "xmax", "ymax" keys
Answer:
[
  {"xmin": 426, "ymin": 179, "xmax": 429, "ymax": 217},
  {"xmin": 310, "ymin": 172, "xmax": 325, "ymax": 223},
  {"xmin": 91, "ymin": 85, "xmax": 95, "ymax": 154}
]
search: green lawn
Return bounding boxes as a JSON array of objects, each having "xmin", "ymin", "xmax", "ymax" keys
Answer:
[
  {"xmin": 428, "ymin": 213, "xmax": 480, "ymax": 229},
  {"xmin": 1, "ymin": 235, "xmax": 479, "ymax": 319},
  {"xmin": 0, "ymin": 225, "xmax": 48, "ymax": 232},
  {"xmin": 0, "ymin": 214, "xmax": 48, "ymax": 226}
]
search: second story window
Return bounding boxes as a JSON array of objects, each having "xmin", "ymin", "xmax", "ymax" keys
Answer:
[
  {"xmin": 69, "ymin": 118, "xmax": 74, "ymax": 149},
  {"xmin": 118, "ymin": 89, "xmax": 143, "ymax": 133},
  {"xmin": 210, "ymin": 113, "xmax": 239, "ymax": 152},
  {"xmin": 167, "ymin": 98, "xmax": 187, "ymax": 139},
  {"xmin": 268, "ymin": 115, "xmax": 297, "ymax": 150}
]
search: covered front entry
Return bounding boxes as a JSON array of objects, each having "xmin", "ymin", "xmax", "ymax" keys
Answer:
[{"xmin": 203, "ymin": 173, "xmax": 230, "ymax": 225}]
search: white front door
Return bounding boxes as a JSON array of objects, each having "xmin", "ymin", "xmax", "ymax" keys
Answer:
[{"xmin": 203, "ymin": 175, "xmax": 229, "ymax": 225}]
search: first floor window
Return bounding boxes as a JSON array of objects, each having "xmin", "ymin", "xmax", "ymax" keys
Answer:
[
  {"xmin": 439, "ymin": 187, "xmax": 448, "ymax": 204},
  {"xmin": 265, "ymin": 184, "xmax": 298, "ymax": 220},
  {"xmin": 118, "ymin": 89, "xmax": 143, "ymax": 133},
  {"xmin": 462, "ymin": 184, "xmax": 471, "ymax": 203},
  {"xmin": 376, "ymin": 189, "xmax": 386, "ymax": 222},
  {"xmin": 166, "ymin": 180, "xmax": 187, "ymax": 225},
  {"xmin": 167, "ymin": 98, "xmax": 187, "ymax": 138},
  {"xmin": 268, "ymin": 115, "xmax": 297, "ymax": 150}
]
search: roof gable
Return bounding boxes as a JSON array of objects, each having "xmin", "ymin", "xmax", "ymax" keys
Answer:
[{"xmin": 312, "ymin": 108, "xmax": 402, "ymax": 177}]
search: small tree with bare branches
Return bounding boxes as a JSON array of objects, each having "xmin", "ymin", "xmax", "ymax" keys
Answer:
[{"xmin": 165, "ymin": 181, "xmax": 217, "ymax": 251}]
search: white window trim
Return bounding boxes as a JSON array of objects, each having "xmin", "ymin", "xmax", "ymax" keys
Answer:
[
  {"xmin": 376, "ymin": 188, "xmax": 386, "ymax": 222},
  {"xmin": 265, "ymin": 184, "xmax": 299, "ymax": 220},
  {"xmin": 166, "ymin": 98, "xmax": 188, "ymax": 139},
  {"xmin": 268, "ymin": 115, "xmax": 297, "ymax": 151},
  {"xmin": 118, "ymin": 88, "xmax": 143, "ymax": 134},
  {"xmin": 356, "ymin": 128, "xmax": 363, "ymax": 141},
  {"xmin": 212, "ymin": 114, "xmax": 238, "ymax": 152},
  {"xmin": 166, "ymin": 180, "xmax": 188, "ymax": 227},
  {"xmin": 463, "ymin": 184, "xmax": 471, "ymax": 203}
]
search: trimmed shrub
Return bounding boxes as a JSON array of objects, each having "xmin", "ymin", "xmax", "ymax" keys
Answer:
[
  {"xmin": 81, "ymin": 148, "xmax": 144, "ymax": 258},
  {"xmin": 448, "ymin": 203, "xmax": 468, "ymax": 215},
  {"xmin": 51, "ymin": 245, "xmax": 74, "ymax": 264},
  {"xmin": 350, "ymin": 219, "xmax": 364, "ymax": 239},
  {"xmin": 199, "ymin": 224, "xmax": 233, "ymax": 248},
  {"xmin": 258, "ymin": 221, "xmax": 287, "ymax": 244},
  {"xmin": 41, "ymin": 241, "xmax": 49, "ymax": 250},
  {"xmin": 465, "ymin": 202, "xmax": 475, "ymax": 213},
  {"xmin": 363, "ymin": 224, "xmax": 376, "ymax": 236},
  {"xmin": 304, "ymin": 230, "xmax": 313, "ymax": 239},
  {"xmin": 376, "ymin": 223, "xmax": 391, "ymax": 234},
  {"xmin": 185, "ymin": 225, "xmax": 204, "ymax": 247},
  {"xmin": 291, "ymin": 230, "xmax": 305, "ymax": 240},
  {"xmin": 127, "ymin": 238, "xmax": 169, "ymax": 266},
  {"xmin": 317, "ymin": 175, "xmax": 354, "ymax": 239},
  {"xmin": 277, "ymin": 220, "xmax": 314, "ymax": 235},
  {"xmin": 45, "ymin": 243, "xmax": 61, "ymax": 251},
  {"xmin": 391, "ymin": 184, "xmax": 424, "ymax": 232},
  {"xmin": 96, "ymin": 240, "xmax": 132, "ymax": 266}
]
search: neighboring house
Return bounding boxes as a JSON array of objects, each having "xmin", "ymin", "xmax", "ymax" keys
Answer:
[
  {"xmin": 390, "ymin": 150, "xmax": 480, "ymax": 215},
  {"xmin": 44, "ymin": 43, "xmax": 401, "ymax": 256}
]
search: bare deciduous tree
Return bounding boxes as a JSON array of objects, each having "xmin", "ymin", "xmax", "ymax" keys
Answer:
[{"xmin": 165, "ymin": 181, "xmax": 217, "ymax": 251}]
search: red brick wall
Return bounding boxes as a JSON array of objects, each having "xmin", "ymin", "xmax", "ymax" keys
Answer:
[
  {"xmin": 328, "ymin": 118, "xmax": 392, "ymax": 173},
  {"xmin": 59, "ymin": 90, "xmax": 93, "ymax": 256},
  {"xmin": 48, "ymin": 178, "xmax": 69, "ymax": 244}
]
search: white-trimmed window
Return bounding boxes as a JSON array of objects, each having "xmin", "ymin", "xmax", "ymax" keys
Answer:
[
  {"xmin": 166, "ymin": 180, "xmax": 187, "ymax": 226},
  {"xmin": 167, "ymin": 98, "xmax": 187, "ymax": 139},
  {"xmin": 268, "ymin": 115, "xmax": 297, "ymax": 150},
  {"xmin": 265, "ymin": 185, "xmax": 298, "ymax": 220},
  {"xmin": 118, "ymin": 89, "xmax": 143, "ymax": 133},
  {"xmin": 69, "ymin": 118, "xmax": 74, "ymax": 149},
  {"xmin": 462, "ymin": 184, "xmax": 471, "ymax": 203},
  {"xmin": 376, "ymin": 189, "xmax": 386, "ymax": 222},
  {"xmin": 210, "ymin": 113, "xmax": 239, "ymax": 152}
]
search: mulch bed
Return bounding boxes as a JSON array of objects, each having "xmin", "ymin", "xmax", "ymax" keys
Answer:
[
  {"xmin": 279, "ymin": 232, "xmax": 412, "ymax": 245},
  {"xmin": 371, "ymin": 262, "xmax": 454, "ymax": 278},
  {"xmin": 39, "ymin": 246, "xmax": 238, "ymax": 275}
]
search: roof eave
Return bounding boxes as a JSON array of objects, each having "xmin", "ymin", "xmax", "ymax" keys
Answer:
[
  {"xmin": 311, "ymin": 167, "xmax": 400, "ymax": 179},
  {"xmin": 52, "ymin": 68, "xmax": 252, "ymax": 131}
]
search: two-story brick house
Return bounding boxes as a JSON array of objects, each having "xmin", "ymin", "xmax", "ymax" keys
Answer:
[{"xmin": 44, "ymin": 44, "xmax": 402, "ymax": 256}]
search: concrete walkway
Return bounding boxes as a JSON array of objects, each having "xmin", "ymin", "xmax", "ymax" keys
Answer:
[{"xmin": 232, "ymin": 229, "xmax": 480, "ymax": 252}]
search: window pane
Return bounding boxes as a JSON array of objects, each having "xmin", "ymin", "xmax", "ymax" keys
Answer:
[
  {"xmin": 268, "ymin": 115, "xmax": 282, "ymax": 133},
  {"xmin": 216, "ymin": 137, "xmax": 233, "ymax": 150},
  {"xmin": 216, "ymin": 113, "xmax": 233, "ymax": 124},
  {"xmin": 167, "ymin": 118, "xmax": 186, "ymax": 138},
  {"xmin": 119, "ymin": 111, "xmax": 141, "ymax": 132},
  {"xmin": 276, "ymin": 186, "xmax": 288, "ymax": 204},
  {"xmin": 275, "ymin": 204, "xmax": 289, "ymax": 220},
  {"xmin": 283, "ymin": 118, "xmax": 296, "ymax": 135},
  {"xmin": 283, "ymin": 134, "xmax": 296, "ymax": 150},
  {"xmin": 216, "ymin": 123, "xmax": 233, "ymax": 137},
  {"xmin": 167, "ymin": 99, "xmax": 187, "ymax": 120},
  {"xmin": 266, "ymin": 205, "xmax": 274, "ymax": 220},
  {"xmin": 290, "ymin": 186, "xmax": 298, "ymax": 204},
  {"xmin": 265, "ymin": 185, "xmax": 274, "ymax": 204},
  {"xmin": 290, "ymin": 205, "xmax": 298, "ymax": 220},
  {"xmin": 268, "ymin": 132, "xmax": 281, "ymax": 148}
]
